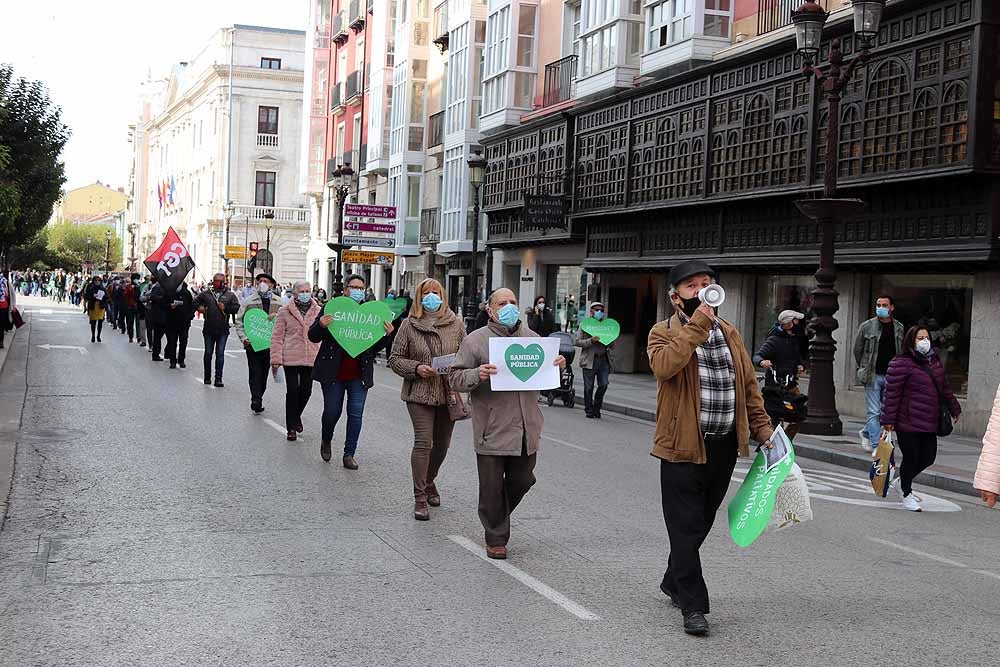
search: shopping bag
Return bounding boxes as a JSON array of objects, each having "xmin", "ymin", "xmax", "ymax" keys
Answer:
[
  {"xmin": 272, "ymin": 367, "xmax": 285, "ymax": 384},
  {"xmin": 10, "ymin": 307, "xmax": 24, "ymax": 329},
  {"xmin": 869, "ymin": 429, "xmax": 897, "ymax": 497},
  {"xmin": 728, "ymin": 443, "xmax": 796, "ymax": 547},
  {"xmin": 769, "ymin": 463, "xmax": 813, "ymax": 530}
]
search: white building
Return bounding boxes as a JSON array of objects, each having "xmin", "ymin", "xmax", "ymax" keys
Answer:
[{"xmin": 130, "ymin": 25, "xmax": 310, "ymax": 288}]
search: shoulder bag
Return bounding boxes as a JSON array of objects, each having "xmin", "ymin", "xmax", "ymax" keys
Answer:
[
  {"xmin": 915, "ymin": 360, "xmax": 954, "ymax": 437},
  {"xmin": 441, "ymin": 376, "xmax": 470, "ymax": 421}
]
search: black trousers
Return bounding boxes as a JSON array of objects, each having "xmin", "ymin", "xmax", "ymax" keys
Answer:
[
  {"xmin": 165, "ymin": 327, "xmax": 189, "ymax": 363},
  {"xmin": 896, "ymin": 431, "xmax": 938, "ymax": 496},
  {"xmin": 149, "ymin": 323, "xmax": 164, "ymax": 356},
  {"xmin": 124, "ymin": 309, "xmax": 137, "ymax": 341},
  {"xmin": 246, "ymin": 348, "xmax": 271, "ymax": 403},
  {"xmin": 659, "ymin": 431, "xmax": 738, "ymax": 615},
  {"xmin": 476, "ymin": 440, "xmax": 537, "ymax": 547},
  {"xmin": 284, "ymin": 365, "xmax": 314, "ymax": 431}
]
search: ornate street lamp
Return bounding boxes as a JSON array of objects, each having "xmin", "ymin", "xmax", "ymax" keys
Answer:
[
  {"xmin": 104, "ymin": 229, "xmax": 113, "ymax": 273},
  {"xmin": 792, "ymin": 0, "xmax": 885, "ymax": 436},
  {"xmin": 326, "ymin": 157, "xmax": 355, "ymax": 297},
  {"xmin": 127, "ymin": 223, "xmax": 139, "ymax": 272},
  {"xmin": 85, "ymin": 235, "xmax": 92, "ymax": 273},
  {"xmin": 263, "ymin": 209, "xmax": 275, "ymax": 275},
  {"xmin": 466, "ymin": 146, "xmax": 487, "ymax": 331}
]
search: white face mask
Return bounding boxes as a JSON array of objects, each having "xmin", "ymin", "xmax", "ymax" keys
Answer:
[
  {"xmin": 258, "ymin": 283, "xmax": 271, "ymax": 295},
  {"xmin": 915, "ymin": 339, "xmax": 931, "ymax": 355}
]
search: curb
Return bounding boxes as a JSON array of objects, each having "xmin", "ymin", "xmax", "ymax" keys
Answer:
[
  {"xmin": 578, "ymin": 391, "xmax": 980, "ymax": 499},
  {"xmin": 0, "ymin": 316, "xmax": 29, "ymax": 528}
]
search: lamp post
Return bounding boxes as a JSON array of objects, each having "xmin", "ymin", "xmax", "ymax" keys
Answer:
[
  {"xmin": 791, "ymin": 0, "xmax": 885, "ymax": 436},
  {"xmin": 85, "ymin": 235, "xmax": 92, "ymax": 273},
  {"xmin": 263, "ymin": 209, "xmax": 275, "ymax": 255},
  {"xmin": 223, "ymin": 202, "xmax": 233, "ymax": 279},
  {"xmin": 466, "ymin": 146, "xmax": 487, "ymax": 331},
  {"xmin": 326, "ymin": 158, "xmax": 355, "ymax": 297},
  {"xmin": 104, "ymin": 229, "xmax": 113, "ymax": 274},
  {"xmin": 127, "ymin": 223, "xmax": 138, "ymax": 272}
]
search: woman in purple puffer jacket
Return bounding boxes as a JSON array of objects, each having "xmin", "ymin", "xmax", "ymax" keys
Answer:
[{"xmin": 881, "ymin": 326, "xmax": 961, "ymax": 511}]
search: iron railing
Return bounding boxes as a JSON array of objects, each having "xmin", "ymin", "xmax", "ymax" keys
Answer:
[
  {"xmin": 542, "ymin": 55, "xmax": 578, "ymax": 107},
  {"xmin": 330, "ymin": 83, "xmax": 344, "ymax": 111},
  {"xmin": 420, "ymin": 208, "xmax": 440, "ymax": 244},
  {"xmin": 427, "ymin": 111, "xmax": 444, "ymax": 149},
  {"xmin": 757, "ymin": 0, "xmax": 829, "ymax": 37},
  {"xmin": 346, "ymin": 71, "xmax": 361, "ymax": 101}
]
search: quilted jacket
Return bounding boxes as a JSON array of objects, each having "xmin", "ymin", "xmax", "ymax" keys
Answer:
[
  {"xmin": 880, "ymin": 350, "xmax": 960, "ymax": 433},
  {"xmin": 975, "ymin": 384, "xmax": 1000, "ymax": 494}
]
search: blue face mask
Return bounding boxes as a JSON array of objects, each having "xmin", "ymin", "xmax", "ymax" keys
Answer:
[
  {"xmin": 348, "ymin": 288, "xmax": 365, "ymax": 303},
  {"xmin": 876, "ymin": 306, "xmax": 890, "ymax": 318},
  {"xmin": 296, "ymin": 292, "xmax": 311, "ymax": 304},
  {"xmin": 497, "ymin": 303, "xmax": 520, "ymax": 328},
  {"xmin": 593, "ymin": 310, "xmax": 605, "ymax": 321},
  {"xmin": 421, "ymin": 292, "xmax": 442, "ymax": 312}
]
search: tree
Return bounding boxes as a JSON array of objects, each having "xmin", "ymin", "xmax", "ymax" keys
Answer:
[
  {"xmin": 45, "ymin": 221, "xmax": 121, "ymax": 271},
  {"xmin": 0, "ymin": 63, "xmax": 70, "ymax": 266}
]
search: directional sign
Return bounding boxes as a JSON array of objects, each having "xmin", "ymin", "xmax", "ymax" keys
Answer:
[
  {"xmin": 343, "ymin": 251, "xmax": 394, "ymax": 265},
  {"xmin": 344, "ymin": 221, "xmax": 396, "ymax": 234},
  {"xmin": 224, "ymin": 245, "xmax": 247, "ymax": 260},
  {"xmin": 343, "ymin": 235, "xmax": 395, "ymax": 248},
  {"xmin": 344, "ymin": 203, "xmax": 396, "ymax": 218}
]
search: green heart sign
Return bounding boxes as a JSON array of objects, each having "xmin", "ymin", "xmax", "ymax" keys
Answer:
[
  {"xmin": 244, "ymin": 309, "xmax": 275, "ymax": 352},
  {"xmin": 323, "ymin": 296, "xmax": 394, "ymax": 358},
  {"xmin": 727, "ymin": 447, "xmax": 796, "ymax": 548},
  {"xmin": 580, "ymin": 316, "xmax": 621, "ymax": 346},
  {"xmin": 382, "ymin": 296, "xmax": 408, "ymax": 319},
  {"xmin": 504, "ymin": 343, "xmax": 546, "ymax": 383}
]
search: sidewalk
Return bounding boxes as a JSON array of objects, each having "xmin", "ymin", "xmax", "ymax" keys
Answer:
[
  {"xmin": 576, "ymin": 371, "xmax": 985, "ymax": 498},
  {"xmin": 0, "ymin": 312, "xmax": 27, "ymax": 524}
]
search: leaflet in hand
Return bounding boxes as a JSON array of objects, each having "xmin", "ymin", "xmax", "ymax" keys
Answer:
[
  {"xmin": 95, "ymin": 290, "xmax": 105, "ymax": 301},
  {"xmin": 763, "ymin": 425, "xmax": 793, "ymax": 473},
  {"xmin": 431, "ymin": 354, "xmax": 456, "ymax": 374}
]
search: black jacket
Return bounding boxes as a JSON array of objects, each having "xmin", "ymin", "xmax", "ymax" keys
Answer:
[
  {"xmin": 753, "ymin": 327, "xmax": 803, "ymax": 380},
  {"xmin": 194, "ymin": 287, "xmax": 240, "ymax": 336},
  {"xmin": 307, "ymin": 314, "xmax": 389, "ymax": 388},
  {"xmin": 164, "ymin": 286, "xmax": 195, "ymax": 330},
  {"xmin": 527, "ymin": 307, "xmax": 556, "ymax": 338},
  {"xmin": 145, "ymin": 284, "xmax": 169, "ymax": 326}
]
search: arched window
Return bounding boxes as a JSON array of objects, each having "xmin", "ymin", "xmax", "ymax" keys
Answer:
[
  {"xmin": 940, "ymin": 81, "xmax": 969, "ymax": 164},
  {"xmin": 911, "ymin": 89, "xmax": 939, "ymax": 168},
  {"xmin": 839, "ymin": 104, "xmax": 863, "ymax": 178},
  {"xmin": 741, "ymin": 94, "xmax": 772, "ymax": 189},
  {"xmin": 863, "ymin": 59, "xmax": 911, "ymax": 173}
]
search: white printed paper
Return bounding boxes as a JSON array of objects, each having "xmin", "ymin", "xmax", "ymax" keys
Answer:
[
  {"xmin": 95, "ymin": 290, "xmax": 105, "ymax": 301},
  {"xmin": 431, "ymin": 354, "xmax": 456, "ymax": 374},
  {"xmin": 488, "ymin": 336, "xmax": 560, "ymax": 392},
  {"xmin": 763, "ymin": 425, "xmax": 793, "ymax": 473}
]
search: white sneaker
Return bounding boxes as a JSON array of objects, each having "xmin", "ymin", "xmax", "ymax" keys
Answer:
[
  {"xmin": 901, "ymin": 494, "xmax": 922, "ymax": 512},
  {"xmin": 859, "ymin": 429, "xmax": 871, "ymax": 452}
]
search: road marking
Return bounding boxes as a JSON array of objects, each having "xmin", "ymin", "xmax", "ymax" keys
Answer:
[
  {"xmin": 448, "ymin": 535, "xmax": 601, "ymax": 621},
  {"xmin": 868, "ymin": 538, "xmax": 968, "ymax": 568},
  {"xmin": 36, "ymin": 319, "xmax": 67, "ymax": 323},
  {"xmin": 36, "ymin": 344, "xmax": 87, "ymax": 355},
  {"xmin": 542, "ymin": 435, "xmax": 592, "ymax": 452},
  {"xmin": 191, "ymin": 375, "xmax": 206, "ymax": 386},
  {"xmin": 263, "ymin": 418, "xmax": 287, "ymax": 435},
  {"xmin": 974, "ymin": 569, "xmax": 1000, "ymax": 581}
]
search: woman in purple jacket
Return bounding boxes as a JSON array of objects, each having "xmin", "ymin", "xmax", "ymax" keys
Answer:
[{"xmin": 881, "ymin": 326, "xmax": 961, "ymax": 511}]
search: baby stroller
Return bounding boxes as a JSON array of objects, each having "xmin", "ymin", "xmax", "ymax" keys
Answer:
[
  {"xmin": 545, "ymin": 331, "xmax": 576, "ymax": 408},
  {"xmin": 761, "ymin": 369, "xmax": 808, "ymax": 428}
]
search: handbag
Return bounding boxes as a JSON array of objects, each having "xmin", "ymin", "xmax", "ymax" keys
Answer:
[
  {"xmin": 761, "ymin": 370, "xmax": 808, "ymax": 423},
  {"xmin": 442, "ymin": 376, "xmax": 470, "ymax": 422},
  {"xmin": 11, "ymin": 307, "xmax": 24, "ymax": 329},
  {"xmin": 914, "ymin": 360, "xmax": 954, "ymax": 437}
]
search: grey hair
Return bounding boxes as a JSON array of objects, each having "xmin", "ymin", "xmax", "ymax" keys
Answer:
[
  {"xmin": 668, "ymin": 276, "xmax": 715, "ymax": 297},
  {"xmin": 293, "ymin": 280, "xmax": 311, "ymax": 292}
]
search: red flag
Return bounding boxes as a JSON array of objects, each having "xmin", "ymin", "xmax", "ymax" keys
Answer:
[{"xmin": 144, "ymin": 227, "xmax": 195, "ymax": 293}]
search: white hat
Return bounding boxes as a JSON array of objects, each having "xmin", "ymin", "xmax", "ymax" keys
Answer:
[{"xmin": 778, "ymin": 309, "xmax": 805, "ymax": 323}]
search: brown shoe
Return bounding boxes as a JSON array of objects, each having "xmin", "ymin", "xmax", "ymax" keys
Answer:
[
  {"xmin": 286, "ymin": 430, "xmax": 297, "ymax": 442},
  {"xmin": 320, "ymin": 440, "xmax": 332, "ymax": 462},
  {"xmin": 342, "ymin": 455, "xmax": 359, "ymax": 470},
  {"xmin": 486, "ymin": 546, "xmax": 507, "ymax": 560},
  {"xmin": 413, "ymin": 501, "xmax": 430, "ymax": 521},
  {"xmin": 426, "ymin": 483, "xmax": 441, "ymax": 507}
]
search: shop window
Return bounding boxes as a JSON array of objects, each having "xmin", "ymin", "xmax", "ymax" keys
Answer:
[
  {"xmin": 545, "ymin": 265, "xmax": 589, "ymax": 333},
  {"xmin": 752, "ymin": 275, "xmax": 814, "ymax": 372}
]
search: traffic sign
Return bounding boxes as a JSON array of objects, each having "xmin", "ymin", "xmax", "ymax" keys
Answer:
[
  {"xmin": 343, "ymin": 235, "xmax": 395, "ymax": 248},
  {"xmin": 344, "ymin": 221, "xmax": 396, "ymax": 234},
  {"xmin": 343, "ymin": 250, "xmax": 394, "ymax": 265},
  {"xmin": 224, "ymin": 245, "xmax": 247, "ymax": 260},
  {"xmin": 344, "ymin": 203, "xmax": 396, "ymax": 218}
]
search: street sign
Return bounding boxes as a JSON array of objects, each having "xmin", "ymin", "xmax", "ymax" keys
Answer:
[
  {"xmin": 343, "ymin": 250, "xmax": 394, "ymax": 265},
  {"xmin": 344, "ymin": 221, "xmax": 397, "ymax": 234},
  {"xmin": 344, "ymin": 203, "xmax": 396, "ymax": 218},
  {"xmin": 342, "ymin": 235, "xmax": 395, "ymax": 248},
  {"xmin": 224, "ymin": 245, "xmax": 247, "ymax": 260}
]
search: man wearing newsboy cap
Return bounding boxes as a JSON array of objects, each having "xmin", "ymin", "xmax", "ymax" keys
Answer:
[{"xmin": 647, "ymin": 260, "xmax": 774, "ymax": 637}]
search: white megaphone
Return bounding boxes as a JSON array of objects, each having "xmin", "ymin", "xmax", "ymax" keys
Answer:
[{"xmin": 698, "ymin": 284, "xmax": 726, "ymax": 308}]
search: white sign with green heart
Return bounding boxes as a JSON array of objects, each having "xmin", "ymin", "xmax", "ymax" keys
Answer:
[
  {"xmin": 579, "ymin": 316, "xmax": 621, "ymax": 346},
  {"xmin": 243, "ymin": 308, "xmax": 274, "ymax": 352},
  {"xmin": 488, "ymin": 336, "xmax": 560, "ymax": 392}
]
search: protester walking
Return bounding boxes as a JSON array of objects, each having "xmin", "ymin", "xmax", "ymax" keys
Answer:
[
  {"xmin": 144, "ymin": 275, "xmax": 167, "ymax": 361},
  {"xmin": 575, "ymin": 301, "xmax": 613, "ymax": 419},
  {"xmin": 526, "ymin": 295, "xmax": 556, "ymax": 338},
  {"xmin": 880, "ymin": 326, "xmax": 961, "ymax": 512},
  {"xmin": 308, "ymin": 274, "xmax": 393, "ymax": 469},
  {"xmin": 975, "ymin": 383, "xmax": 1000, "ymax": 508},
  {"xmin": 448, "ymin": 288, "xmax": 566, "ymax": 559},
  {"xmin": 236, "ymin": 273, "xmax": 283, "ymax": 413},
  {"xmin": 84, "ymin": 276, "xmax": 110, "ymax": 343},
  {"xmin": 854, "ymin": 296, "xmax": 904, "ymax": 452},
  {"xmin": 121, "ymin": 274, "xmax": 140, "ymax": 343},
  {"xmin": 389, "ymin": 279, "xmax": 465, "ymax": 521},
  {"xmin": 194, "ymin": 273, "xmax": 240, "ymax": 386},
  {"xmin": 163, "ymin": 282, "xmax": 195, "ymax": 369},
  {"xmin": 647, "ymin": 260, "xmax": 774, "ymax": 637},
  {"xmin": 270, "ymin": 281, "xmax": 322, "ymax": 441},
  {"xmin": 0, "ymin": 271, "xmax": 14, "ymax": 349},
  {"xmin": 753, "ymin": 309, "xmax": 807, "ymax": 439}
]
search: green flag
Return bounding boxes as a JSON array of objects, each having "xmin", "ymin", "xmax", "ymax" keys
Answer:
[{"xmin": 727, "ymin": 447, "xmax": 796, "ymax": 548}]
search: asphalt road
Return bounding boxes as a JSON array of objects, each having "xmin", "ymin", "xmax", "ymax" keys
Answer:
[{"xmin": 1, "ymin": 298, "xmax": 997, "ymax": 666}]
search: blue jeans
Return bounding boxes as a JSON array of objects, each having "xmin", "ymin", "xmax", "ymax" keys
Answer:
[
  {"xmin": 864, "ymin": 374, "xmax": 887, "ymax": 448},
  {"xmin": 321, "ymin": 378, "xmax": 368, "ymax": 455},
  {"xmin": 583, "ymin": 356, "xmax": 611, "ymax": 415},
  {"xmin": 203, "ymin": 332, "xmax": 228, "ymax": 380}
]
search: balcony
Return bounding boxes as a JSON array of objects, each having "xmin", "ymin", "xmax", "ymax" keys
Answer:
[
  {"xmin": 330, "ymin": 83, "xmax": 345, "ymax": 113},
  {"xmin": 350, "ymin": 0, "xmax": 366, "ymax": 31},
  {"xmin": 342, "ymin": 149, "xmax": 360, "ymax": 173},
  {"xmin": 233, "ymin": 205, "xmax": 310, "ymax": 227},
  {"xmin": 333, "ymin": 11, "xmax": 349, "ymax": 45},
  {"xmin": 542, "ymin": 55, "xmax": 577, "ymax": 108},
  {"xmin": 432, "ymin": 3, "xmax": 449, "ymax": 53},
  {"xmin": 256, "ymin": 133, "xmax": 279, "ymax": 149},
  {"xmin": 757, "ymin": 0, "xmax": 828, "ymax": 37},
  {"xmin": 427, "ymin": 111, "xmax": 444, "ymax": 152},
  {"xmin": 420, "ymin": 208, "xmax": 440, "ymax": 245},
  {"xmin": 345, "ymin": 71, "xmax": 361, "ymax": 104}
]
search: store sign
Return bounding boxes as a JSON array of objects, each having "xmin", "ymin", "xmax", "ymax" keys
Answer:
[
  {"xmin": 523, "ymin": 194, "xmax": 566, "ymax": 229},
  {"xmin": 343, "ymin": 250, "xmax": 394, "ymax": 265},
  {"xmin": 224, "ymin": 245, "xmax": 247, "ymax": 260}
]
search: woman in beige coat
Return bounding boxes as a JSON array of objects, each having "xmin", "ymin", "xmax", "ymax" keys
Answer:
[
  {"xmin": 975, "ymin": 384, "xmax": 1000, "ymax": 508},
  {"xmin": 389, "ymin": 278, "xmax": 466, "ymax": 521}
]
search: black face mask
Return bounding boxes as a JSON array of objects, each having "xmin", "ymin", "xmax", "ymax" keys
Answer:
[{"xmin": 676, "ymin": 295, "xmax": 701, "ymax": 318}]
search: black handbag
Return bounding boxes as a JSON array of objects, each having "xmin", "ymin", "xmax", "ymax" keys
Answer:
[{"xmin": 915, "ymin": 361, "xmax": 954, "ymax": 437}]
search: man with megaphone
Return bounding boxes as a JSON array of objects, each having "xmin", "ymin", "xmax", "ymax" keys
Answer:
[{"xmin": 647, "ymin": 259, "xmax": 774, "ymax": 637}]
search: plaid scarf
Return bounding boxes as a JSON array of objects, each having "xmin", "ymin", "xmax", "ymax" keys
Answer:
[
  {"xmin": 679, "ymin": 311, "xmax": 736, "ymax": 436},
  {"xmin": 0, "ymin": 275, "xmax": 7, "ymax": 305}
]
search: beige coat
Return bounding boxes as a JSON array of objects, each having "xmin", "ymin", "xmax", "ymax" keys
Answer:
[
  {"xmin": 388, "ymin": 308, "xmax": 466, "ymax": 406},
  {"xmin": 448, "ymin": 321, "xmax": 544, "ymax": 457},
  {"xmin": 575, "ymin": 329, "xmax": 612, "ymax": 370},
  {"xmin": 234, "ymin": 291, "xmax": 283, "ymax": 345},
  {"xmin": 974, "ymin": 384, "xmax": 1000, "ymax": 495},
  {"xmin": 646, "ymin": 310, "xmax": 773, "ymax": 464}
]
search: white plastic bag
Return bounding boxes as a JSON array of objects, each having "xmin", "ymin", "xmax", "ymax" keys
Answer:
[
  {"xmin": 272, "ymin": 367, "xmax": 285, "ymax": 384},
  {"xmin": 769, "ymin": 463, "xmax": 813, "ymax": 530}
]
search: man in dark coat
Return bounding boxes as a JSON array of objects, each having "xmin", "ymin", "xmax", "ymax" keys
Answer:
[
  {"xmin": 143, "ymin": 275, "xmax": 168, "ymax": 362},
  {"xmin": 194, "ymin": 273, "xmax": 241, "ymax": 386},
  {"xmin": 163, "ymin": 282, "xmax": 195, "ymax": 369}
]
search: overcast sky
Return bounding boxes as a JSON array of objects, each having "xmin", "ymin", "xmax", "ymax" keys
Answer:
[{"xmin": 0, "ymin": 1, "xmax": 307, "ymax": 192}]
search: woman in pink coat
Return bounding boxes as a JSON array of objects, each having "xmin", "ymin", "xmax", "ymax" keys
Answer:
[
  {"xmin": 975, "ymin": 384, "xmax": 1000, "ymax": 508},
  {"xmin": 270, "ymin": 281, "xmax": 322, "ymax": 441}
]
